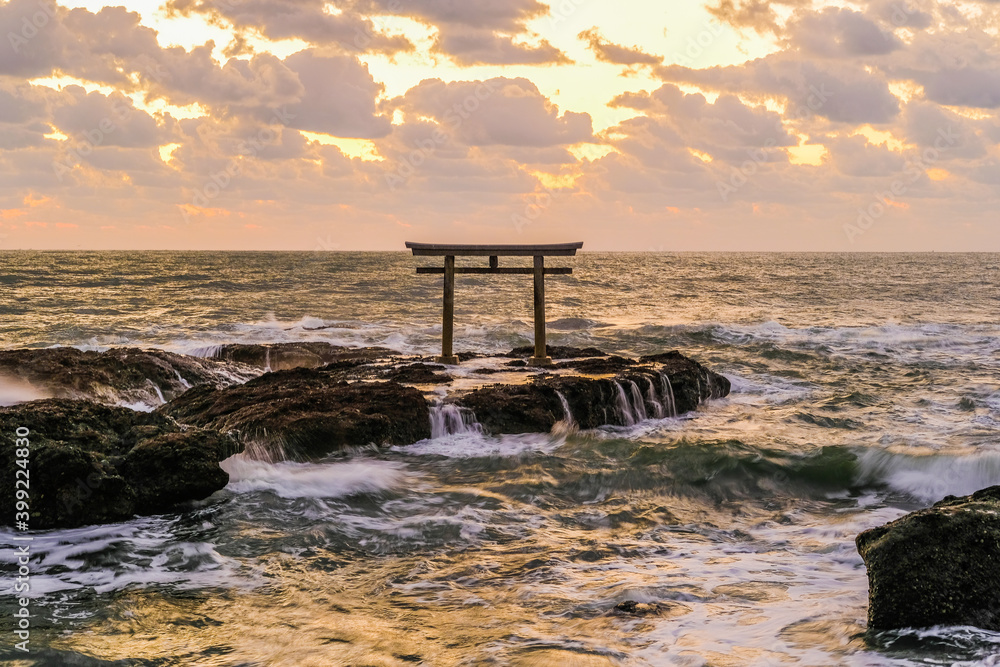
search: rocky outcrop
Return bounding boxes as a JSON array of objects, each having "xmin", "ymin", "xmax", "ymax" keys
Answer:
[
  {"xmin": 856, "ymin": 485, "xmax": 1000, "ymax": 631},
  {"xmin": 208, "ymin": 342, "xmax": 396, "ymax": 371},
  {"xmin": 0, "ymin": 347, "xmax": 253, "ymax": 406},
  {"xmin": 506, "ymin": 345, "xmax": 607, "ymax": 359},
  {"xmin": 159, "ymin": 367, "xmax": 431, "ymax": 460},
  {"xmin": 0, "ymin": 399, "xmax": 239, "ymax": 529},
  {"xmin": 380, "ymin": 363, "xmax": 452, "ymax": 384},
  {"xmin": 456, "ymin": 351, "xmax": 731, "ymax": 434}
]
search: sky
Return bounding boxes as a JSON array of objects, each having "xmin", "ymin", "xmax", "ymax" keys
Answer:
[{"xmin": 0, "ymin": 0, "xmax": 998, "ymax": 250}]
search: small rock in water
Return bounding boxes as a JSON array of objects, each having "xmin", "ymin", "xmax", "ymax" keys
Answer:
[
  {"xmin": 613, "ymin": 600, "xmax": 662, "ymax": 616},
  {"xmin": 856, "ymin": 485, "xmax": 1000, "ymax": 631},
  {"xmin": 611, "ymin": 599, "xmax": 691, "ymax": 618}
]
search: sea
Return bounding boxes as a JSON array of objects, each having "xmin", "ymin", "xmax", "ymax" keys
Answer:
[{"xmin": 1, "ymin": 251, "xmax": 1000, "ymax": 666}]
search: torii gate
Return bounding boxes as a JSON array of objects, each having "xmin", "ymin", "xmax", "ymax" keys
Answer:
[{"xmin": 405, "ymin": 242, "xmax": 584, "ymax": 367}]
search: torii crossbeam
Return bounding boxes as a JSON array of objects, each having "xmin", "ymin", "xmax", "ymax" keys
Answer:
[{"xmin": 405, "ymin": 242, "xmax": 584, "ymax": 366}]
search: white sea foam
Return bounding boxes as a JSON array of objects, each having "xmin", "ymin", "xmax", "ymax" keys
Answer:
[
  {"xmin": 0, "ymin": 518, "xmax": 245, "ymax": 596},
  {"xmin": 0, "ymin": 375, "xmax": 50, "ymax": 406},
  {"xmin": 857, "ymin": 449, "xmax": 1000, "ymax": 502},
  {"xmin": 222, "ymin": 456, "xmax": 409, "ymax": 498},
  {"xmin": 712, "ymin": 321, "xmax": 1000, "ymax": 367},
  {"xmin": 395, "ymin": 431, "xmax": 566, "ymax": 459},
  {"xmin": 117, "ymin": 400, "xmax": 157, "ymax": 413}
]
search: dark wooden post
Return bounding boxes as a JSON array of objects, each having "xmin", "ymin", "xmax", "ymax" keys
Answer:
[
  {"xmin": 439, "ymin": 255, "xmax": 458, "ymax": 364},
  {"xmin": 529, "ymin": 255, "xmax": 552, "ymax": 366}
]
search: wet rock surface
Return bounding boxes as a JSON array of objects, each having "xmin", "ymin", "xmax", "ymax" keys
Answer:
[
  {"xmin": 209, "ymin": 342, "xmax": 396, "ymax": 371},
  {"xmin": 456, "ymin": 351, "xmax": 731, "ymax": 435},
  {"xmin": 160, "ymin": 367, "xmax": 432, "ymax": 460},
  {"xmin": 0, "ymin": 347, "xmax": 252, "ymax": 406},
  {"xmin": 379, "ymin": 363, "xmax": 452, "ymax": 385},
  {"xmin": 857, "ymin": 485, "xmax": 1000, "ymax": 631},
  {"xmin": 506, "ymin": 345, "xmax": 608, "ymax": 359},
  {"xmin": 0, "ymin": 399, "xmax": 239, "ymax": 529}
]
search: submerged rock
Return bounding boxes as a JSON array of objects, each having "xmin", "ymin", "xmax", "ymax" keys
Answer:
[
  {"xmin": 856, "ymin": 486, "xmax": 1000, "ymax": 631},
  {"xmin": 456, "ymin": 352, "xmax": 730, "ymax": 434},
  {"xmin": 160, "ymin": 367, "xmax": 431, "ymax": 459},
  {"xmin": 0, "ymin": 347, "xmax": 253, "ymax": 406},
  {"xmin": 0, "ymin": 399, "xmax": 239, "ymax": 529},
  {"xmin": 610, "ymin": 600, "xmax": 690, "ymax": 618}
]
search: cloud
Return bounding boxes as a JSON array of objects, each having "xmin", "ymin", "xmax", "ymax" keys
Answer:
[
  {"xmin": 879, "ymin": 26, "xmax": 1000, "ymax": 109},
  {"xmin": 163, "ymin": 0, "xmax": 412, "ymax": 56},
  {"xmin": 657, "ymin": 56, "xmax": 901, "ymax": 124},
  {"xmin": 578, "ymin": 28, "xmax": 663, "ymax": 66},
  {"xmin": 918, "ymin": 66, "xmax": 1000, "ymax": 108},
  {"xmin": 282, "ymin": 50, "xmax": 392, "ymax": 138},
  {"xmin": 163, "ymin": 0, "xmax": 569, "ymax": 65},
  {"xmin": 51, "ymin": 87, "xmax": 171, "ymax": 148},
  {"xmin": 610, "ymin": 84, "xmax": 796, "ymax": 164},
  {"xmin": 390, "ymin": 77, "xmax": 593, "ymax": 147},
  {"xmin": 1, "ymin": 0, "xmax": 73, "ymax": 77},
  {"xmin": 143, "ymin": 47, "xmax": 304, "ymax": 114},
  {"xmin": 786, "ymin": 7, "xmax": 901, "ymax": 57},
  {"xmin": 357, "ymin": 0, "xmax": 549, "ymax": 31},
  {"xmin": 705, "ymin": 0, "xmax": 812, "ymax": 34},
  {"xmin": 825, "ymin": 134, "xmax": 904, "ymax": 176},
  {"xmin": 432, "ymin": 28, "xmax": 570, "ymax": 66}
]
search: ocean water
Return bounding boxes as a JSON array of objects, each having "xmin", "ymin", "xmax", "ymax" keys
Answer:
[{"xmin": 2, "ymin": 251, "xmax": 1000, "ymax": 666}]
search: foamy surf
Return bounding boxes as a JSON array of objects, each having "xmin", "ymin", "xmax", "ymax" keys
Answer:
[
  {"xmin": 395, "ymin": 431, "xmax": 568, "ymax": 459},
  {"xmin": 857, "ymin": 449, "xmax": 1000, "ymax": 503},
  {"xmin": 0, "ymin": 518, "xmax": 244, "ymax": 596},
  {"xmin": 0, "ymin": 375, "xmax": 50, "ymax": 406},
  {"xmin": 222, "ymin": 456, "xmax": 410, "ymax": 498}
]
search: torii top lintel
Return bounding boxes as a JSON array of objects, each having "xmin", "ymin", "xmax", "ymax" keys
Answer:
[{"xmin": 404, "ymin": 242, "xmax": 583, "ymax": 257}]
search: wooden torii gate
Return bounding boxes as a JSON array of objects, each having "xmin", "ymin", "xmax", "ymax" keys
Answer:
[{"xmin": 405, "ymin": 242, "xmax": 584, "ymax": 366}]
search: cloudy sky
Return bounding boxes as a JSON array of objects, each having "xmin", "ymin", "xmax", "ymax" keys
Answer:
[{"xmin": 0, "ymin": 0, "xmax": 998, "ymax": 250}]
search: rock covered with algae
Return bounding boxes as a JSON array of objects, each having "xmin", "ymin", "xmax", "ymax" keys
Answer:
[
  {"xmin": 856, "ymin": 485, "xmax": 1000, "ymax": 631},
  {"xmin": 0, "ymin": 399, "xmax": 240, "ymax": 529}
]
